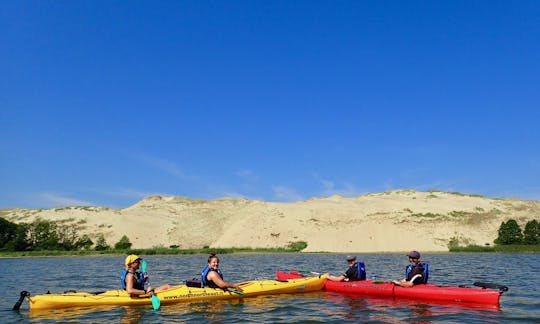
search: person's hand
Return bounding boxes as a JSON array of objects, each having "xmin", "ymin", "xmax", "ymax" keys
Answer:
[
  {"xmin": 146, "ymin": 285, "xmax": 153, "ymax": 294},
  {"xmin": 232, "ymin": 284, "xmax": 243, "ymax": 293}
]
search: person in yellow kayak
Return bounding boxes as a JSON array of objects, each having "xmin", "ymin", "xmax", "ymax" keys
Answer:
[
  {"xmin": 392, "ymin": 250, "xmax": 429, "ymax": 287},
  {"xmin": 121, "ymin": 254, "xmax": 171, "ymax": 296},
  {"xmin": 327, "ymin": 255, "xmax": 367, "ymax": 282},
  {"xmin": 201, "ymin": 252, "xmax": 244, "ymax": 293}
]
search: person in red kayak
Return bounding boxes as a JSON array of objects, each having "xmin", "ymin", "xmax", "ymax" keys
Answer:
[
  {"xmin": 327, "ymin": 255, "xmax": 366, "ymax": 282},
  {"xmin": 392, "ymin": 250, "xmax": 429, "ymax": 287}
]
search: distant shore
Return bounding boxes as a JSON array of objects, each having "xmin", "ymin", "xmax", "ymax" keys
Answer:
[
  {"xmin": 0, "ymin": 246, "xmax": 307, "ymax": 258},
  {"xmin": 2, "ymin": 244, "xmax": 540, "ymax": 258}
]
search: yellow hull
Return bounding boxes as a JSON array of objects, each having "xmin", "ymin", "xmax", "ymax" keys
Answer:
[{"xmin": 27, "ymin": 275, "xmax": 327, "ymax": 310}]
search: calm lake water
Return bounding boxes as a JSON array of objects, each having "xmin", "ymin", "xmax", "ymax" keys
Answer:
[{"xmin": 1, "ymin": 253, "xmax": 539, "ymax": 323}]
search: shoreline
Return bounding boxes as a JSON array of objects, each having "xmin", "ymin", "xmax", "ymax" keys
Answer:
[{"xmin": 2, "ymin": 245, "xmax": 539, "ymax": 258}]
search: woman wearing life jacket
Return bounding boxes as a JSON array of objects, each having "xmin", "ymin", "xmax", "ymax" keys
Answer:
[
  {"xmin": 121, "ymin": 254, "xmax": 171, "ymax": 296},
  {"xmin": 201, "ymin": 253, "xmax": 243, "ymax": 293},
  {"xmin": 392, "ymin": 250, "xmax": 428, "ymax": 287},
  {"xmin": 327, "ymin": 255, "xmax": 367, "ymax": 282}
]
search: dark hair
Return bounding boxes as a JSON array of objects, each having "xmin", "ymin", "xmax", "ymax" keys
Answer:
[{"xmin": 207, "ymin": 252, "xmax": 219, "ymax": 263}]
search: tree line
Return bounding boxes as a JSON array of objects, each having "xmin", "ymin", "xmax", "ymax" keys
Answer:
[
  {"xmin": 495, "ymin": 219, "xmax": 540, "ymax": 245},
  {"xmin": 0, "ymin": 217, "xmax": 132, "ymax": 251}
]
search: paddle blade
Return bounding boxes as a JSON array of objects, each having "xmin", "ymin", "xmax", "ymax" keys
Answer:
[
  {"xmin": 473, "ymin": 281, "xmax": 509, "ymax": 292},
  {"xmin": 298, "ymin": 269, "xmax": 320, "ymax": 276},
  {"xmin": 151, "ymin": 293, "xmax": 161, "ymax": 310},
  {"xmin": 228, "ymin": 288, "xmax": 244, "ymax": 295},
  {"xmin": 141, "ymin": 260, "xmax": 147, "ymax": 274},
  {"xmin": 141, "ymin": 259, "xmax": 149, "ymax": 285}
]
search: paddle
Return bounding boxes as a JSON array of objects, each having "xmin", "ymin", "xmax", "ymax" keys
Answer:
[
  {"xmin": 141, "ymin": 259, "xmax": 149, "ymax": 284},
  {"xmin": 141, "ymin": 259, "xmax": 161, "ymax": 310},
  {"xmin": 297, "ymin": 269, "xmax": 321, "ymax": 276},
  {"xmin": 12, "ymin": 291, "xmax": 30, "ymax": 311},
  {"xmin": 227, "ymin": 287, "xmax": 244, "ymax": 295},
  {"xmin": 473, "ymin": 281, "xmax": 509, "ymax": 292}
]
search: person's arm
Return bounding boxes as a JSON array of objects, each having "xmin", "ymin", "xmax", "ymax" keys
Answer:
[
  {"xmin": 327, "ymin": 274, "xmax": 346, "ymax": 282},
  {"xmin": 331, "ymin": 267, "xmax": 354, "ymax": 282},
  {"xmin": 125, "ymin": 273, "xmax": 152, "ymax": 295},
  {"xmin": 397, "ymin": 280, "xmax": 413, "ymax": 287},
  {"xmin": 396, "ymin": 274, "xmax": 422, "ymax": 287},
  {"xmin": 207, "ymin": 271, "xmax": 243, "ymax": 292},
  {"xmin": 392, "ymin": 277, "xmax": 407, "ymax": 286}
]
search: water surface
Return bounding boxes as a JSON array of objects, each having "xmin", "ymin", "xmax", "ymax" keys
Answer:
[{"xmin": 1, "ymin": 253, "xmax": 538, "ymax": 323}]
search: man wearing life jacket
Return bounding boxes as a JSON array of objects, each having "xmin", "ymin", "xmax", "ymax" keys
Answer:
[
  {"xmin": 121, "ymin": 254, "xmax": 171, "ymax": 296},
  {"xmin": 327, "ymin": 255, "xmax": 367, "ymax": 282},
  {"xmin": 393, "ymin": 250, "xmax": 429, "ymax": 287},
  {"xmin": 201, "ymin": 253, "xmax": 243, "ymax": 292}
]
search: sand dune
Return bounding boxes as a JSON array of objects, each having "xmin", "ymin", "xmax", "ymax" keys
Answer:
[{"xmin": 3, "ymin": 190, "xmax": 539, "ymax": 252}]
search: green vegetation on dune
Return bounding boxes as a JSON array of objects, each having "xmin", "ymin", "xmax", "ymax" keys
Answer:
[
  {"xmin": 409, "ymin": 209, "xmax": 503, "ymax": 225},
  {"xmin": 0, "ymin": 216, "xmax": 309, "ymax": 257},
  {"xmin": 449, "ymin": 218, "xmax": 540, "ymax": 253},
  {"xmin": 0, "ymin": 244, "xmax": 309, "ymax": 258},
  {"xmin": 449, "ymin": 244, "xmax": 540, "ymax": 253}
]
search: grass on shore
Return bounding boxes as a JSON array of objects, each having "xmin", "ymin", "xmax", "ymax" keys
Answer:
[
  {"xmin": 4, "ymin": 243, "xmax": 539, "ymax": 257},
  {"xmin": 0, "ymin": 244, "xmax": 308, "ymax": 258},
  {"xmin": 449, "ymin": 244, "xmax": 540, "ymax": 253}
]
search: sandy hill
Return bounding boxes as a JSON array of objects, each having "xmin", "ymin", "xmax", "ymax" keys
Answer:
[{"xmin": 2, "ymin": 190, "xmax": 539, "ymax": 252}]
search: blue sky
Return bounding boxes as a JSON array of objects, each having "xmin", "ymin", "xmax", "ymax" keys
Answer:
[{"xmin": 1, "ymin": 1, "xmax": 540, "ymax": 208}]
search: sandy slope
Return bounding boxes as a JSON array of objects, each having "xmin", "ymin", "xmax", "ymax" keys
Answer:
[{"xmin": 2, "ymin": 190, "xmax": 539, "ymax": 252}]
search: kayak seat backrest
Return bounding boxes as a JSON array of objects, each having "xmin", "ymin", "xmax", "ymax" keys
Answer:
[{"xmin": 186, "ymin": 278, "xmax": 203, "ymax": 288}]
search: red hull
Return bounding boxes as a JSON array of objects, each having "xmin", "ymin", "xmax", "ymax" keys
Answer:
[{"xmin": 275, "ymin": 271, "xmax": 502, "ymax": 305}]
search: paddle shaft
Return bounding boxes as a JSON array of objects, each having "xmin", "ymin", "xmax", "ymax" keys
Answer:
[
  {"xmin": 141, "ymin": 259, "xmax": 160, "ymax": 309},
  {"xmin": 13, "ymin": 291, "xmax": 29, "ymax": 311}
]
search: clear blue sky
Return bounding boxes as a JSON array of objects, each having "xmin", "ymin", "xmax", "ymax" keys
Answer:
[{"xmin": 2, "ymin": 1, "xmax": 540, "ymax": 208}]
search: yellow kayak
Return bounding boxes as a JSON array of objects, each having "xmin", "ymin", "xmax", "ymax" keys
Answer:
[{"xmin": 24, "ymin": 275, "xmax": 327, "ymax": 310}]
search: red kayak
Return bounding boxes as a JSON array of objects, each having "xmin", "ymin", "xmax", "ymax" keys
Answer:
[{"xmin": 276, "ymin": 270, "xmax": 506, "ymax": 306}]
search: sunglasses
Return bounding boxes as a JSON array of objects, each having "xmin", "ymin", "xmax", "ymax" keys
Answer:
[{"xmin": 408, "ymin": 257, "xmax": 419, "ymax": 261}]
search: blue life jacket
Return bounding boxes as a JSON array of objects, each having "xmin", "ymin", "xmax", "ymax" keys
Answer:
[
  {"xmin": 201, "ymin": 266, "xmax": 223, "ymax": 288},
  {"xmin": 121, "ymin": 270, "xmax": 145, "ymax": 290},
  {"xmin": 356, "ymin": 261, "xmax": 367, "ymax": 280},
  {"xmin": 405, "ymin": 262, "xmax": 429, "ymax": 284}
]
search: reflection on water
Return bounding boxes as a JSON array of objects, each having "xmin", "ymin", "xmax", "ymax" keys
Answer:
[
  {"xmin": 119, "ymin": 307, "xmax": 145, "ymax": 324},
  {"xmin": 2, "ymin": 253, "xmax": 540, "ymax": 323},
  {"xmin": 324, "ymin": 292, "xmax": 501, "ymax": 323},
  {"xmin": 28, "ymin": 306, "xmax": 118, "ymax": 322}
]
